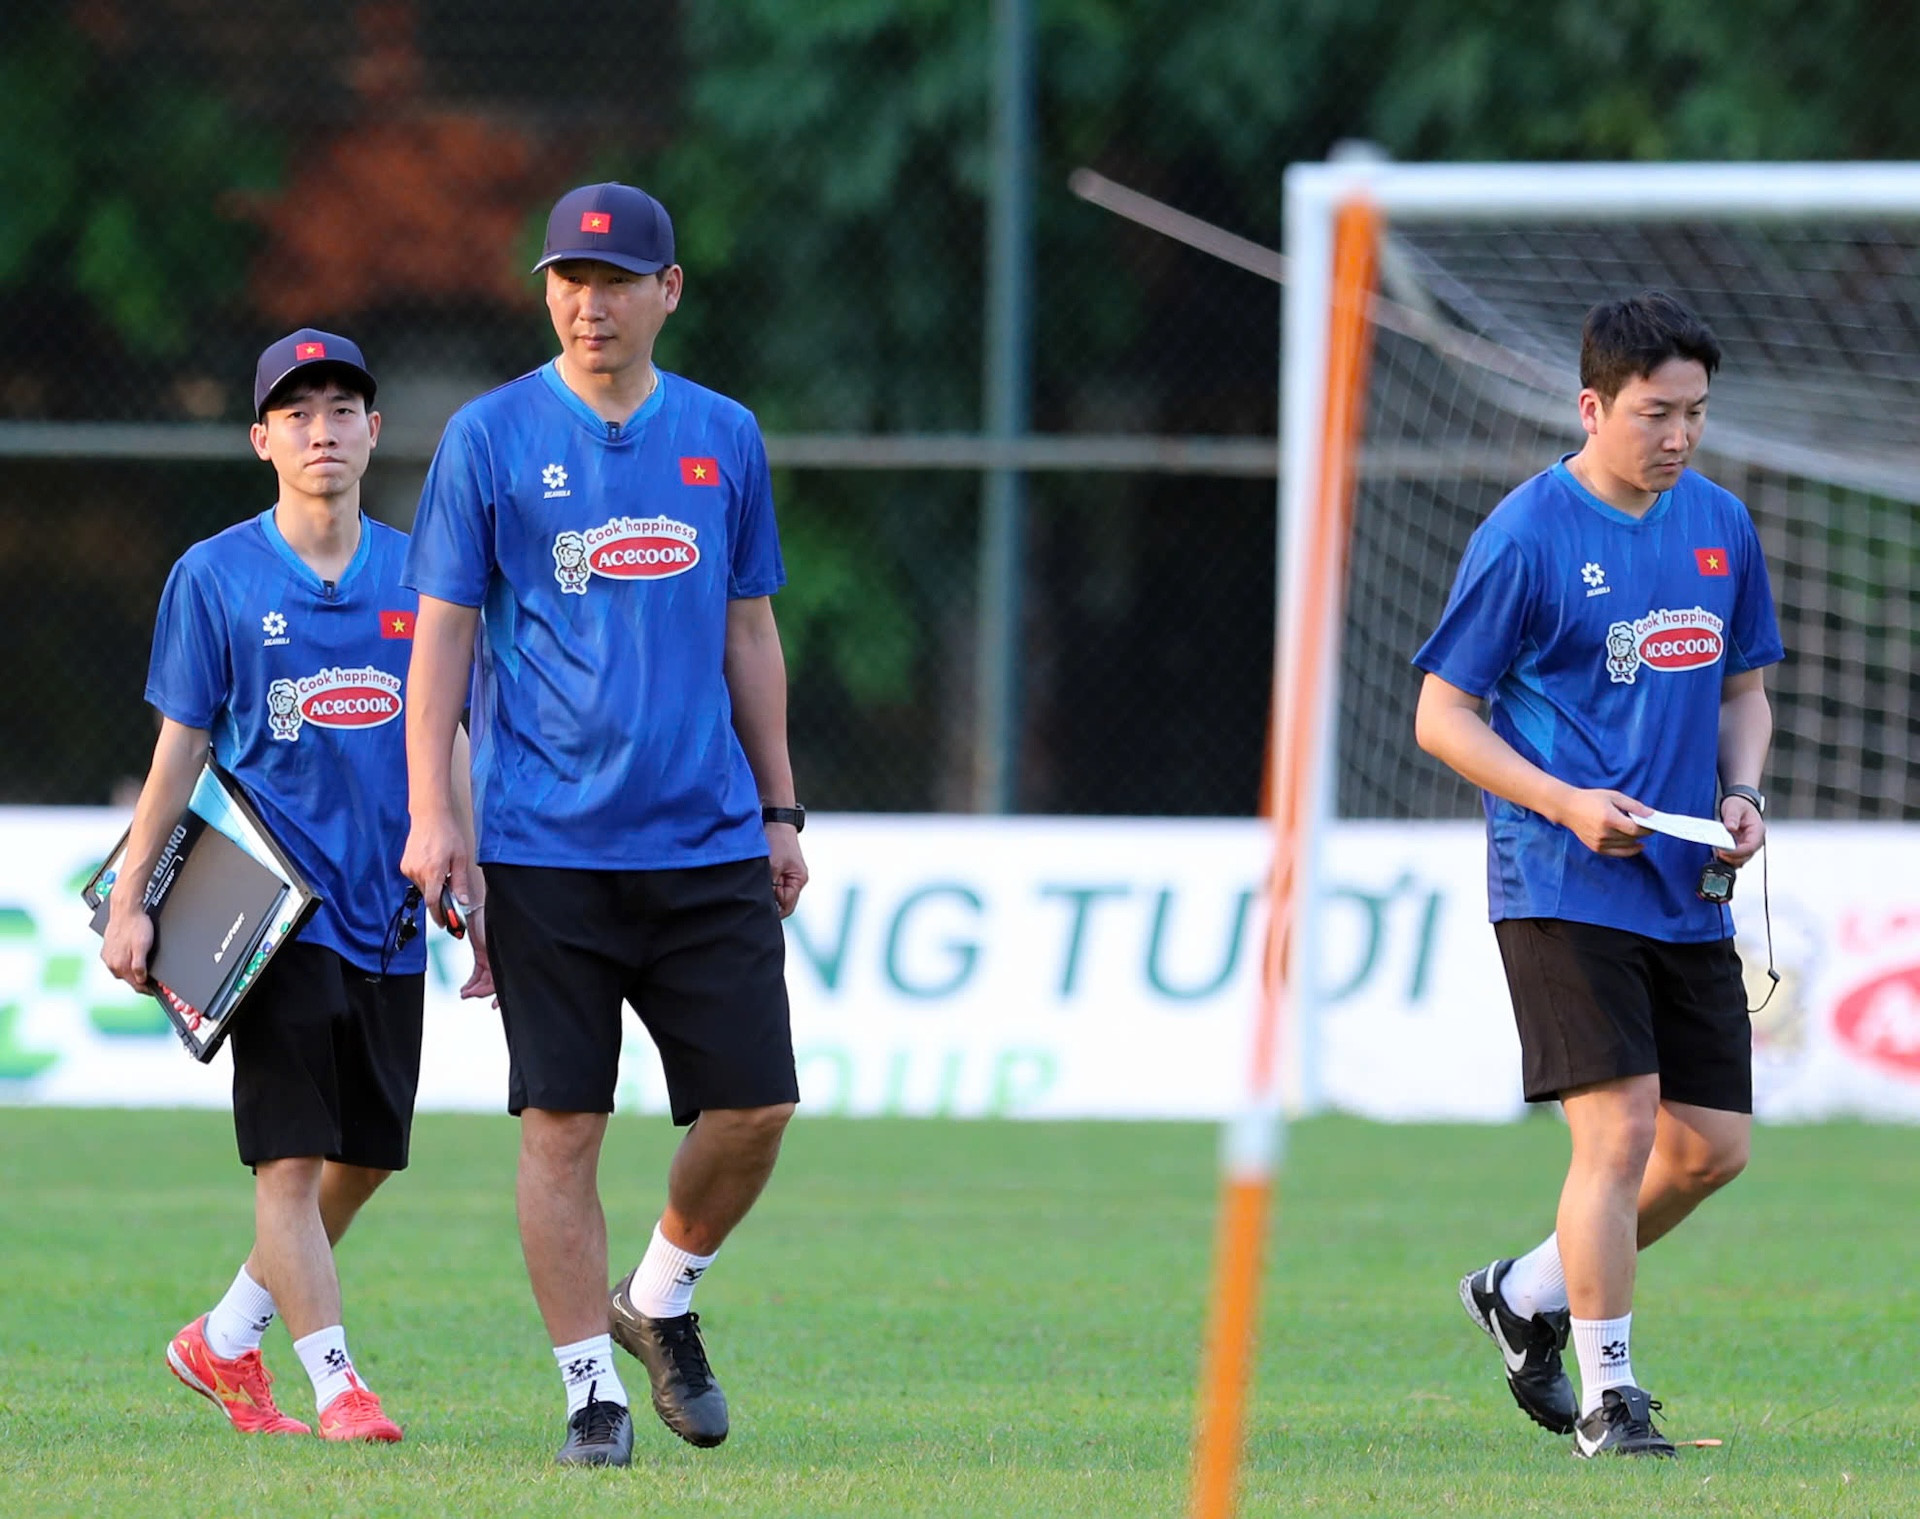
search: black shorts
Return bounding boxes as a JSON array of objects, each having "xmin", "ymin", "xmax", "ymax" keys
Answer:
[
  {"xmin": 484, "ymin": 858, "xmax": 798, "ymax": 1125},
  {"xmin": 229, "ymin": 941, "xmax": 425, "ymax": 1170},
  {"xmin": 1494, "ymin": 917, "xmax": 1752, "ymax": 1112}
]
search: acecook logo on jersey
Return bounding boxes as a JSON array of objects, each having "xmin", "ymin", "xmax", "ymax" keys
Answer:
[
  {"xmin": 266, "ymin": 666, "xmax": 403, "ymax": 741},
  {"xmin": 1604, "ymin": 606, "xmax": 1725, "ymax": 685},
  {"xmin": 553, "ymin": 516, "xmax": 701, "ymax": 594}
]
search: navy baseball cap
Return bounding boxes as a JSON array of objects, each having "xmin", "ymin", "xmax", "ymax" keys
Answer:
[
  {"xmin": 253, "ymin": 329, "xmax": 377, "ymax": 418},
  {"xmin": 532, "ymin": 182, "xmax": 675, "ymax": 277}
]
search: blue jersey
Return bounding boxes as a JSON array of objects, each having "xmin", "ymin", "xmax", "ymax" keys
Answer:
[
  {"xmin": 1414, "ymin": 460, "xmax": 1784, "ymax": 942},
  {"xmin": 403, "ymin": 363, "xmax": 785, "ymax": 869},
  {"xmin": 145, "ymin": 510, "xmax": 423, "ymax": 974}
]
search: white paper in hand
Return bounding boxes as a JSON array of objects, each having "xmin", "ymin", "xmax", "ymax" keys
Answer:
[{"xmin": 1633, "ymin": 810, "xmax": 1736, "ymax": 849}]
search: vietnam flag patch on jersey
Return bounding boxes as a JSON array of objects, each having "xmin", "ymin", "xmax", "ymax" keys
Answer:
[
  {"xmin": 380, "ymin": 609, "xmax": 415, "ymax": 639},
  {"xmin": 1694, "ymin": 547, "xmax": 1730, "ymax": 576},
  {"xmin": 680, "ymin": 457, "xmax": 720, "ymax": 486}
]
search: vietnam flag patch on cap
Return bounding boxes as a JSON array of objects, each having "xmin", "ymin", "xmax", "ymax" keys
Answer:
[
  {"xmin": 1694, "ymin": 547, "xmax": 1730, "ymax": 576},
  {"xmin": 296, "ymin": 341, "xmax": 327, "ymax": 360},
  {"xmin": 581, "ymin": 211, "xmax": 612, "ymax": 234},
  {"xmin": 680, "ymin": 457, "xmax": 720, "ymax": 486},
  {"xmin": 380, "ymin": 609, "xmax": 415, "ymax": 639}
]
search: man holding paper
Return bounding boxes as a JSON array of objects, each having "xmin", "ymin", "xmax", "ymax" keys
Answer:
[
  {"xmin": 102, "ymin": 331, "xmax": 487, "ymax": 1443},
  {"xmin": 1413, "ymin": 292, "xmax": 1781, "ymax": 1459}
]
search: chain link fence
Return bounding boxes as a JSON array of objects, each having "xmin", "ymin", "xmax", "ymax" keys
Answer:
[{"xmin": 5, "ymin": 1, "xmax": 1917, "ymax": 813}]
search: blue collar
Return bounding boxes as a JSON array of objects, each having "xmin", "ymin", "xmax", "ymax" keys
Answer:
[
  {"xmin": 1552, "ymin": 454, "xmax": 1673, "ymax": 526},
  {"xmin": 539, "ymin": 359, "xmax": 667, "ymax": 439},
  {"xmin": 258, "ymin": 506, "xmax": 372, "ymax": 593}
]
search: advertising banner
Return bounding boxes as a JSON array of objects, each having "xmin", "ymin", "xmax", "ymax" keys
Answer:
[{"xmin": 2, "ymin": 810, "xmax": 1916, "ymax": 1123}]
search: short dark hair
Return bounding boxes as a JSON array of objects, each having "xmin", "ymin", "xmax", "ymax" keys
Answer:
[
  {"xmin": 261, "ymin": 365, "xmax": 374, "ymax": 416},
  {"xmin": 1579, "ymin": 291, "xmax": 1722, "ymax": 402}
]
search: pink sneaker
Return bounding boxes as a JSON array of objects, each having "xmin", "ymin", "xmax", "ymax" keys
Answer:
[
  {"xmin": 166, "ymin": 1316, "xmax": 311, "ymax": 1435},
  {"xmin": 317, "ymin": 1384, "xmax": 403, "ymax": 1443}
]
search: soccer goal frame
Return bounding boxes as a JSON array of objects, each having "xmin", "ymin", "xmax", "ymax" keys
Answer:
[
  {"xmin": 1190, "ymin": 159, "xmax": 1920, "ymax": 1519},
  {"xmin": 1276, "ymin": 159, "xmax": 1920, "ymax": 1116}
]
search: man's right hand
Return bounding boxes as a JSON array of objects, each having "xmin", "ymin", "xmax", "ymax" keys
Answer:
[
  {"xmin": 1557, "ymin": 788, "xmax": 1652, "ymax": 857},
  {"xmin": 102, "ymin": 909, "xmax": 155, "ymax": 991},
  {"xmin": 402, "ymin": 808, "xmax": 473, "ymax": 929}
]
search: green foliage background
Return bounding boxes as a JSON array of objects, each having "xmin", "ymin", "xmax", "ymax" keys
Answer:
[
  {"xmin": 0, "ymin": 18, "xmax": 278, "ymax": 360},
  {"xmin": 4, "ymin": 1, "xmax": 1918, "ymax": 806}
]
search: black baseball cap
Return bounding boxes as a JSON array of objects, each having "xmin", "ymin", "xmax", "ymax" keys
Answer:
[
  {"xmin": 253, "ymin": 329, "xmax": 377, "ymax": 418},
  {"xmin": 532, "ymin": 182, "xmax": 675, "ymax": 277}
]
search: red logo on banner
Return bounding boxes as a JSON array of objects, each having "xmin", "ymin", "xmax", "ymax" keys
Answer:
[
  {"xmin": 680, "ymin": 457, "xmax": 720, "ymax": 486},
  {"xmin": 295, "ymin": 341, "xmax": 326, "ymax": 360},
  {"xmin": 1832, "ymin": 964, "xmax": 1920, "ymax": 1078},
  {"xmin": 581, "ymin": 211, "xmax": 612, "ymax": 234},
  {"xmin": 380, "ymin": 610, "xmax": 414, "ymax": 639},
  {"xmin": 1694, "ymin": 547, "xmax": 1729, "ymax": 576}
]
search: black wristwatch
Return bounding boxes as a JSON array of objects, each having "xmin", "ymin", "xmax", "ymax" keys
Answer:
[
  {"xmin": 762, "ymin": 804, "xmax": 806, "ymax": 832},
  {"xmin": 1720, "ymin": 784, "xmax": 1765, "ymax": 815}
]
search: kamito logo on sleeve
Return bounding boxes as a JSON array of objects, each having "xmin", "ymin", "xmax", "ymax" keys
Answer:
[
  {"xmin": 553, "ymin": 516, "xmax": 701, "ymax": 592},
  {"xmin": 267, "ymin": 666, "xmax": 403, "ymax": 739},
  {"xmin": 1604, "ymin": 606, "xmax": 1726, "ymax": 685}
]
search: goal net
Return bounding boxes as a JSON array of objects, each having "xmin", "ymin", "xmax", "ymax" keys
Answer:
[
  {"xmin": 1190, "ymin": 164, "xmax": 1920, "ymax": 1518},
  {"xmin": 1190, "ymin": 162, "xmax": 1920, "ymax": 1514},
  {"xmin": 1294, "ymin": 164, "xmax": 1920, "ymax": 826}
]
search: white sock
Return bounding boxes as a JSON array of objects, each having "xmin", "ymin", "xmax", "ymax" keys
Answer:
[
  {"xmin": 204, "ymin": 1264, "xmax": 277, "ymax": 1359},
  {"xmin": 555, "ymin": 1334, "xmax": 629, "ymax": 1417},
  {"xmin": 293, "ymin": 1324, "xmax": 365, "ymax": 1413},
  {"xmin": 626, "ymin": 1223, "xmax": 718, "ymax": 1319},
  {"xmin": 1571, "ymin": 1314, "xmax": 1636, "ymax": 1415},
  {"xmin": 1499, "ymin": 1233, "xmax": 1569, "ymax": 1320}
]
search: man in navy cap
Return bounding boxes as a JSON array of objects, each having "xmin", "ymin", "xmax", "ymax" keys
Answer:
[
  {"xmin": 402, "ymin": 182, "xmax": 806, "ymax": 1466},
  {"xmin": 104, "ymin": 330, "xmax": 489, "ymax": 1444}
]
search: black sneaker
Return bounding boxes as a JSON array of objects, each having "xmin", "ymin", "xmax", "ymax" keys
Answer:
[
  {"xmin": 1572, "ymin": 1385, "xmax": 1676, "ymax": 1459},
  {"xmin": 610, "ymin": 1273, "xmax": 729, "ymax": 1448},
  {"xmin": 1458, "ymin": 1258, "xmax": 1577, "ymax": 1435},
  {"xmin": 556, "ymin": 1388, "xmax": 634, "ymax": 1467}
]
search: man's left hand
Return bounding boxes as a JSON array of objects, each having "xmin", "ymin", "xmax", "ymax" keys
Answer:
[
  {"xmin": 767, "ymin": 825, "xmax": 807, "ymax": 918},
  {"xmin": 1715, "ymin": 796, "xmax": 1765, "ymax": 867}
]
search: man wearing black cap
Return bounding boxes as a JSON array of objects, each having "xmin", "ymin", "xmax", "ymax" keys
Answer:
[
  {"xmin": 103, "ymin": 331, "xmax": 489, "ymax": 1444},
  {"xmin": 401, "ymin": 182, "xmax": 806, "ymax": 1466}
]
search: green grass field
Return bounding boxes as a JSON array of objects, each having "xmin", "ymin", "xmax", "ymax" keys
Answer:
[{"xmin": 3, "ymin": 1109, "xmax": 1916, "ymax": 1518}]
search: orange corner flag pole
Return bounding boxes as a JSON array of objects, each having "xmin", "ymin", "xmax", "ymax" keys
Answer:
[{"xmin": 1190, "ymin": 194, "xmax": 1381, "ymax": 1519}]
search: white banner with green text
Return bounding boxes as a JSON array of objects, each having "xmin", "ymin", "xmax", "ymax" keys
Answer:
[{"xmin": 2, "ymin": 811, "xmax": 1915, "ymax": 1121}]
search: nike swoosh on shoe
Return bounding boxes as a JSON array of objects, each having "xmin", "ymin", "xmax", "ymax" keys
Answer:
[{"xmin": 1491, "ymin": 1315, "xmax": 1531, "ymax": 1374}]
